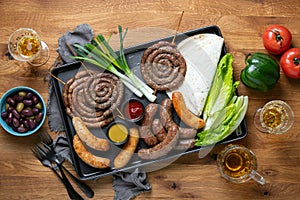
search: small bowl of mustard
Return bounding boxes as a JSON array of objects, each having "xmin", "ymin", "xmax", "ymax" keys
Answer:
[{"xmin": 107, "ymin": 120, "xmax": 129, "ymax": 146}]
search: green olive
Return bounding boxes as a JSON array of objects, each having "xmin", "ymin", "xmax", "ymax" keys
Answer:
[
  {"xmin": 26, "ymin": 116, "xmax": 35, "ymax": 120},
  {"xmin": 18, "ymin": 91, "xmax": 27, "ymax": 97},
  {"xmin": 35, "ymin": 102, "xmax": 42, "ymax": 110},
  {"xmin": 16, "ymin": 102, "xmax": 25, "ymax": 113}
]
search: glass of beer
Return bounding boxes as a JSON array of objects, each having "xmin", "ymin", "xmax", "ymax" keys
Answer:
[
  {"xmin": 8, "ymin": 28, "xmax": 50, "ymax": 67},
  {"xmin": 217, "ymin": 144, "xmax": 266, "ymax": 185},
  {"xmin": 253, "ymin": 100, "xmax": 294, "ymax": 134}
]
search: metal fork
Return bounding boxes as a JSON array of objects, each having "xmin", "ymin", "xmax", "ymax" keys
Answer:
[
  {"xmin": 31, "ymin": 144, "xmax": 84, "ymax": 200},
  {"xmin": 39, "ymin": 132, "xmax": 94, "ymax": 198}
]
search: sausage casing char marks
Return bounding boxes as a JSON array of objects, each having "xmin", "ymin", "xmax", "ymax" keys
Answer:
[
  {"xmin": 113, "ymin": 127, "xmax": 140, "ymax": 169},
  {"xmin": 62, "ymin": 70, "xmax": 124, "ymax": 128},
  {"xmin": 151, "ymin": 118, "xmax": 167, "ymax": 142},
  {"xmin": 160, "ymin": 98, "xmax": 197, "ymax": 139},
  {"xmin": 160, "ymin": 98, "xmax": 197, "ymax": 150},
  {"xmin": 172, "ymin": 92, "xmax": 205, "ymax": 129},
  {"xmin": 72, "ymin": 117, "xmax": 110, "ymax": 151},
  {"xmin": 73, "ymin": 134, "xmax": 110, "ymax": 169},
  {"xmin": 138, "ymin": 124, "xmax": 179, "ymax": 160},
  {"xmin": 139, "ymin": 103, "xmax": 159, "ymax": 146},
  {"xmin": 140, "ymin": 41, "xmax": 187, "ymax": 91},
  {"xmin": 138, "ymin": 98, "xmax": 197, "ymax": 160}
]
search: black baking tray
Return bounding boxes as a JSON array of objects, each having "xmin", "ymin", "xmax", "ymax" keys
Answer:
[{"xmin": 51, "ymin": 25, "xmax": 247, "ymax": 180}]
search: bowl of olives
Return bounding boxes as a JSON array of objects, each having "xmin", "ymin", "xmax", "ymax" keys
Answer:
[{"xmin": 0, "ymin": 86, "xmax": 46, "ymax": 136}]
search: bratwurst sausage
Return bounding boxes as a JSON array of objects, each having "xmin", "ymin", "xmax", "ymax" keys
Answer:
[
  {"xmin": 151, "ymin": 118, "xmax": 167, "ymax": 142},
  {"xmin": 140, "ymin": 41, "xmax": 187, "ymax": 91},
  {"xmin": 138, "ymin": 124, "xmax": 179, "ymax": 160},
  {"xmin": 139, "ymin": 103, "xmax": 159, "ymax": 146},
  {"xmin": 172, "ymin": 92, "xmax": 205, "ymax": 129},
  {"xmin": 72, "ymin": 117, "xmax": 110, "ymax": 151},
  {"xmin": 160, "ymin": 98, "xmax": 197, "ymax": 139},
  {"xmin": 73, "ymin": 134, "xmax": 110, "ymax": 169},
  {"xmin": 114, "ymin": 128, "xmax": 139, "ymax": 169}
]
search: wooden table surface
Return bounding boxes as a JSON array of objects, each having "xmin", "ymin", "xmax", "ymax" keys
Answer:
[{"xmin": 1, "ymin": 0, "xmax": 299, "ymax": 199}]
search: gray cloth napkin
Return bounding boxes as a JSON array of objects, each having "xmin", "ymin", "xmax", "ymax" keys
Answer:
[
  {"xmin": 113, "ymin": 168, "xmax": 151, "ymax": 200},
  {"xmin": 57, "ymin": 23, "xmax": 94, "ymax": 63},
  {"xmin": 48, "ymin": 24, "xmax": 151, "ymax": 200},
  {"xmin": 53, "ymin": 134, "xmax": 73, "ymax": 164},
  {"xmin": 48, "ymin": 82, "xmax": 65, "ymax": 132}
]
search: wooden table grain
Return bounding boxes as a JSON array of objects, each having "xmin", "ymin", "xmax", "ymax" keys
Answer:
[{"xmin": 0, "ymin": 0, "xmax": 299, "ymax": 199}]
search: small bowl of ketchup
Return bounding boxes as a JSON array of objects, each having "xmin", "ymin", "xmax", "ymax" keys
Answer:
[{"xmin": 122, "ymin": 98, "xmax": 145, "ymax": 123}]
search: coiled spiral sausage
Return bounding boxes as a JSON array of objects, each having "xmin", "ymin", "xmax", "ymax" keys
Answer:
[{"xmin": 140, "ymin": 41, "xmax": 186, "ymax": 91}]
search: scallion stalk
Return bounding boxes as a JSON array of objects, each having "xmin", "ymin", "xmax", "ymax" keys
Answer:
[{"xmin": 71, "ymin": 26, "xmax": 156, "ymax": 102}]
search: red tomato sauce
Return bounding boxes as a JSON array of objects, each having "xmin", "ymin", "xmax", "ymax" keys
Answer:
[{"xmin": 124, "ymin": 100, "xmax": 144, "ymax": 120}]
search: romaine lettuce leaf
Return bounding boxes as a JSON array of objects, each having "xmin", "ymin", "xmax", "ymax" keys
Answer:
[{"xmin": 195, "ymin": 53, "xmax": 248, "ymax": 146}]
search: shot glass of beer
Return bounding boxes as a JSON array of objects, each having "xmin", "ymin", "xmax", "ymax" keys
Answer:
[
  {"xmin": 253, "ymin": 100, "xmax": 294, "ymax": 134},
  {"xmin": 217, "ymin": 144, "xmax": 266, "ymax": 185}
]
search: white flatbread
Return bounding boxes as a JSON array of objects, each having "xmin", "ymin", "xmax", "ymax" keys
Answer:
[{"xmin": 167, "ymin": 34, "xmax": 224, "ymax": 116}]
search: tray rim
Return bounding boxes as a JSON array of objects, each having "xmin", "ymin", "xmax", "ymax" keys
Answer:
[{"xmin": 51, "ymin": 25, "xmax": 248, "ymax": 180}]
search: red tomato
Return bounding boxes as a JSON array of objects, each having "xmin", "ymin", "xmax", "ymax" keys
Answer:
[
  {"xmin": 262, "ymin": 25, "xmax": 292, "ymax": 55},
  {"xmin": 280, "ymin": 48, "xmax": 300, "ymax": 79}
]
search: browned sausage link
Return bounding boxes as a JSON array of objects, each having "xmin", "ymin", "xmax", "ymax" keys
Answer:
[
  {"xmin": 139, "ymin": 103, "xmax": 158, "ymax": 146},
  {"xmin": 140, "ymin": 41, "xmax": 186, "ymax": 91},
  {"xmin": 82, "ymin": 116, "xmax": 114, "ymax": 128},
  {"xmin": 63, "ymin": 71, "xmax": 90, "ymax": 117},
  {"xmin": 141, "ymin": 41, "xmax": 177, "ymax": 63},
  {"xmin": 147, "ymin": 46, "xmax": 185, "ymax": 86},
  {"xmin": 85, "ymin": 73, "xmax": 120, "ymax": 106},
  {"xmin": 138, "ymin": 124, "xmax": 179, "ymax": 160},
  {"xmin": 84, "ymin": 73, "xmax": 123, "ymax": 109},
  {"xmin": 172, "ymin": 92, "xmax": 205, "ymax": 129},
  {"xmin": 152, "ymin": 118, "xmax": 167, "ymax": 142},
  {"xmin": 113, "ymin": 127, "xmax": 140, "ymax": 169},
  {"xmin": 174, "ymin": 139, "xmax": 195, "ymax": 151},
  {"xmin": 160, "ymin": 98, "xmax": 174, "ymax": 129},
  {"xmin": 72, "ymin": 117, "xmax": 110, "ymax": 151},
  {"xmin": 74, "ymin": 70, "xmax": 93, "ymax": 79},
  {"xmin": 71, "ymin": 79, "xmax": 95, "ymax": 117},
  {"xmin": 65, "ymin": 75, "xmax": 90, "ymax": 118},
  {"xmin": 69, "ymin": 73, "xmax": 89, "ymax": 92},
  {"xmin": 73, "ymin": 134, "xmax": 110, "ymax": 169},
  {"xmin": 63, "ymin": 86, "xmax": 74, "ymax": 117},
  {"xmin": 62, "ymin": 77, "xmax": 74, "ymax": 108},
  {"xmin": 160, "ymin": 98, "xmax": 196, "ymax": 139},
  {"xmin": 178, "ymin": 127, "xmax": 197, "ymax": 139},
  {"xmin": 64, "ymin": 71, "xmax": 124, "ymax": 128}
]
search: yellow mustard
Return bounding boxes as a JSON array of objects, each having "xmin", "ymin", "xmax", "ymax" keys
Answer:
[{"xmin": 108, "ymin": 123, "xmax": 128, "ymax": 143}]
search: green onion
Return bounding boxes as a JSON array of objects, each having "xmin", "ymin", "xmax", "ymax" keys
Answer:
[{"xmin": 71, "ymin": 25, "xmax": 156, "ymax": 102}]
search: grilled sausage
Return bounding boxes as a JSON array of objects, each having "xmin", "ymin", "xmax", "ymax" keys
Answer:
[
  {"xmin": 178, "ymin": 127, "xmax": 197, "ymax": 139},
  {"xmin": 152, "ymin": 118, "xmax": 167, "ymax": 142},
  {"xmin": 62, "ymin": 71, "xmax": 124, "ymax": 128},
  {"xmin": 160, "ymin": 98, "xmax": 197, "ymax": 139},
  {"xmin": 113, "ymin": 128, "xmax": 139, "ymax": 169},
  {"xmin": 140, "ymin": 41, "xmax": 186, "ymax": 91},
  {"xmin": 73, "ymin": 134, "xmax": 110, "ymax": 169},
  {"xmin": 172, "ymin": 92, "xmax": 205, "ymax": 129},
  {"xmin": 174, "ymin": 139, "xmax": 195, "ymax": 151},
  {"xmin": 138, "ymin": 124, "xmax": 179, "ymax": 160},
  {"xmin": 139, "ymin": 103, "xmax": 158, "ymax": 146},
  {"xmin": 72, "ymin": 117, "xmax": 110, "ymax": 151}
]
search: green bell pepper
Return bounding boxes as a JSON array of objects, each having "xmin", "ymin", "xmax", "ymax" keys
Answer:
[{"xmin": 240, "ymin": 52, "xmax": 280, "ymax": 91}]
